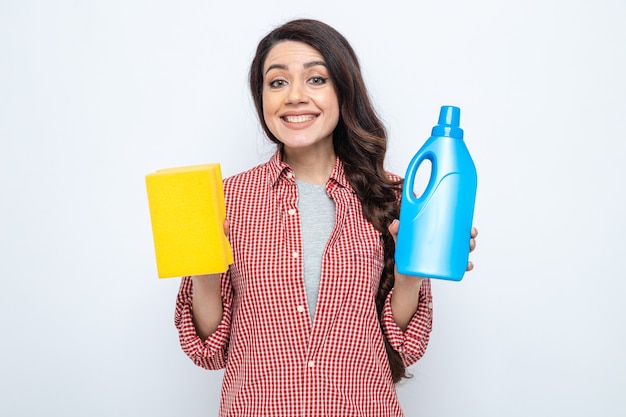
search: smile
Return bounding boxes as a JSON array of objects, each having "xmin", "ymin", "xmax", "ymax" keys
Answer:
[{"xmin": 282, "ymin": 114, "xmax": 317, "ymax": 123}]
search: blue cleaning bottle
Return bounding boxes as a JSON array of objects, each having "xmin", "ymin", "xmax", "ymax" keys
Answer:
[{"xmin": 395, "ymin": 106, "xmax": 477, "ymax": 281}]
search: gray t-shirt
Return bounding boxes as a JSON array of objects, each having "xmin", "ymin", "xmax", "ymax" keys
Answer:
[{"xmin": 296, "ymin": 180, "xmax": 335, "ymax": 322}]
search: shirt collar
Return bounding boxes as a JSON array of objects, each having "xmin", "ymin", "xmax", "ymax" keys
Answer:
[
  {"xmin": 327, "ymin": 154, "xmax": 351, "ymax": 190},
  {"xmin": 267, "ymin": 151, "xmax": 292, "ymax": 187},
  {"xmin": 266, "ymin": 150, "xmax": 352, "ymax": 191}
]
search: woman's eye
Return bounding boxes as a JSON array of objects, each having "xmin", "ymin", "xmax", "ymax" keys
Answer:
[
  {"xmin": 268, "ymin": 79, "xmax": 287, "ymax": 88},
  {"xmin": 309, "ymin": 76, "xmax": 328, "ymax": 85}
]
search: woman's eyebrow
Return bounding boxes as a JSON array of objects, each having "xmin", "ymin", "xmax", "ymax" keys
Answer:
[
  {"xmin": 265, "ymin": 60, "xmax": 327, "ymax": 75},
  {"xmin": 265, "ymin": 64, "xmax": 287, "ymax": 75},
  {"xmin": 304, "ymin": 60, "xmax": 327, "ymax": 69}
]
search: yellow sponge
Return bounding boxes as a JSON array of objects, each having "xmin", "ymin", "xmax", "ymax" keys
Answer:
[{"xmin": 145, "ymin": 163, "xmax": 233, "ymax": 278}]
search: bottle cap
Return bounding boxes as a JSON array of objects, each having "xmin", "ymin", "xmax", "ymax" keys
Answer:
[{"xmin": 432, "ymin": 106, "xmax": 464, "ymax": 139}]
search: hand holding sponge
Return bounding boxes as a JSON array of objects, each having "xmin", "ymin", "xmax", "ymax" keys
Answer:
[{"xmin": 145, "ymin": 163, "xmax": 232, "ymax": 278}]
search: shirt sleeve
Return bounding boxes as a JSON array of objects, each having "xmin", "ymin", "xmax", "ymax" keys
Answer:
[
  {"xmin": 173, "ymin": 274, "xmax": 233, "ymax": 370},
  {"xmin": 380, "ymin": 278, "xmax": 433, "ymax": 367}
]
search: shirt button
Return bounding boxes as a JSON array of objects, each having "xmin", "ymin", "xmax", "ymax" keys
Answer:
[
  {"xmin": 297, "ymin": 305, "xmax": 305, "ymax": 313},
  {"xmin": 286, "ymin": 172, "xmax": 293, "ymax": 179},
  {"xmin": 288, "ymin": 208, "xmax": 296, "ymax": 216},
  {"xmin": 307, "ymin": 361, "xmax": 314, "ymax": 368},
  {"xmin": 292, "ymin": 251, "xmax": 299, "ymax": 258},
  {"xmin": 428, "ymin": 302, "xmax": 433, "ymax": 309}
]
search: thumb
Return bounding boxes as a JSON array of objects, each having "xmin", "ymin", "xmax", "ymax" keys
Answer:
[{"xmin": 388, "ymin": 219, "xmax": 399, "ymax": 244}]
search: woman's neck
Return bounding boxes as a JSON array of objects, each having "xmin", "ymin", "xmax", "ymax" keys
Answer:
[{"xmin": 282, "ymin": 146, "xmax": 336, "ymax": 185}]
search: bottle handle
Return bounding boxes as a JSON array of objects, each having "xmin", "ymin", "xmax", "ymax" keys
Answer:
[{"xmin": 403, "ymin": 149, "xmax": 437, "ymax": 208}]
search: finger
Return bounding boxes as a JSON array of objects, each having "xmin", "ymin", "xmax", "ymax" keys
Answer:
[
  {"xmin": 388, "ymin": 219, "xmax": 399, "ymax": 243},
  {"xmin": 466, "ymin": 261, "xmax": 474, "ymax": 272},
  {"xmin": 223, "ymin": 219, "xmax": 230, "ymax": 237},
  {"xmin": 471, "ymin": 227, "xmax": 478, "ymax": 239},
  {"xmin": 469, "ymin": 238, "xmax": 476, "ymax": 252}
]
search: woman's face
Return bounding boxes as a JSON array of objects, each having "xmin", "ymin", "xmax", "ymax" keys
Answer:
[{"xmin": 262, "ymin": 41, "xmax": 340, "ymax": 155}]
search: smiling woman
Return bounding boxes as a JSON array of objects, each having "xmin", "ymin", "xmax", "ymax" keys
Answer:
[
  {"xmin": 173, "ymin": 18, "xmax": 476, "ymax": 417},
  {"xmin": 260, "ymin": 41, "xmax": 340, "ymax": 177}
]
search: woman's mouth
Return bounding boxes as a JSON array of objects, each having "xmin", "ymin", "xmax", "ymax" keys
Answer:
[{"xmin": 282, "ymin": 114, "xmax": 317, "ymax": 123}]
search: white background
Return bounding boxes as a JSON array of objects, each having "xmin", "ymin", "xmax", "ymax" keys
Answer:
[{"xmin": 1, "ymin": 1, "xmax": 625, "ymax": 416}]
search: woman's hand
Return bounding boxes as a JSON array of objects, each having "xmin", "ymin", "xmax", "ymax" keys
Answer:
[
  {"xmin": 388, "ymin": 219, "xmax": 424, "ymax": 282},
  {"xmin": 387, "ymin": 220, "xmax": 478, "ymax": 331},
  {"xmin": 190, "ymin": 219, "xmax": 230, "ymax": 340},
  {"xmin": 387, "ymin": 219, "xmax": 423, "ymax": 330},
  {"xmin": 389, "ymin": 220, "xmax": 478, "ymax": 273},
  {"xmin": 467, "ymin": 226, "xmax": 478, "ymax": 271}
]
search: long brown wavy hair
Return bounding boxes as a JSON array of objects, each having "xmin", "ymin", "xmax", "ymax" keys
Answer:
[{"xmin": 249, "ymin": 19, "xmax": 408, "ymax": 383}]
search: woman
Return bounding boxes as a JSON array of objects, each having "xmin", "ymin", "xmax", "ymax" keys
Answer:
[{"xmin": 175, "ymin": 19, "xmax": 477, "ymax": 416}]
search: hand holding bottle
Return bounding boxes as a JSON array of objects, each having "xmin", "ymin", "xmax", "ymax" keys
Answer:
[
  {"xmin": 395, "ymin": 106, "xmax": 478, "ymax": 281},
  {"xmin": 389, "ymin": 220, "xmax": 478, "ymax": 278}
]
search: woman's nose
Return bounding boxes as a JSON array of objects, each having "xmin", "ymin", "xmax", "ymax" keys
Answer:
[{"xmin": 286, "ymin": 82, "xmax": 307, "ymax": 104}]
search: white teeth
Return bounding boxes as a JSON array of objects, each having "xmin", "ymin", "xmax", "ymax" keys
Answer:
[{"xmin": 283, "ymin": 115, "xmax": 315, "ymax": 123}]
